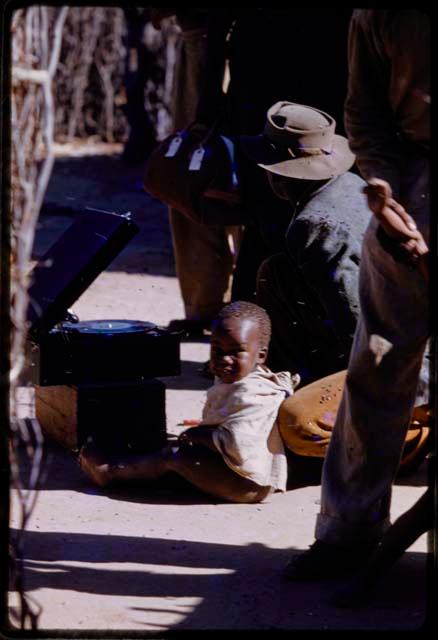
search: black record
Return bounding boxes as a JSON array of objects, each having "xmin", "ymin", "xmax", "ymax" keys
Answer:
[{"xmin": 59, "ymin": 319, "xmax": 158, "ymax": 335}]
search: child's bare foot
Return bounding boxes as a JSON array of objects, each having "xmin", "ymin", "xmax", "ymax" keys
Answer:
[{"xmin": 78, "ymin": 442, "xmax": 114, "ymax": 487}]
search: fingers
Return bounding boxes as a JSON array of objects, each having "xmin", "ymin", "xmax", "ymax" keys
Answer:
[
  {"xmin": 307, "ymin": 428, "xmax": 332, "ymax": 444},
  {"xmin": 376, "ymin": 224, "xmax": 429, "ymax": 268},
  {"xmin": 365, "ymin": 178, "xmax": 393, "ymax": 198},
  {"xmin": 364, "ymin": 181, "xmax": 418, "ymax": 237},
  {"xmin": 363, "ymin": 179, "xmax": 392, "ymax": 215},
  {"xmin": 364, "ymin": 179, "xmax": 419, "ymax": 236},
  {"xmin": 402, "ymin": 238, "xmax": 420, "ymax": 253},
  {"xmin": 387, "ymin": 198, "xmax": 417, "ymax": 231},
  {"xmin": 363, "ymin": 187, "xmax": 385, "ymax": 215},
  {"xmin": 400, "ymin": 232, "xmax": 429, "ymax": 258},
  {"xmin": 318, "ymin": 410, "xmax": 336, "ymax": 427},
  {"xmin": 413, "ymin": 234, "xmax": 429, "ymax": 256},
  {"xmin": 375, "ymin": 205, "xmax": 424, "ymax": 244},
  {"xmin": 309, "ymin": 420, "xmax": 335, "ymax": 437}
]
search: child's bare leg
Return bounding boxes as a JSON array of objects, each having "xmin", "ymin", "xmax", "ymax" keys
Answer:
[
  {"xmin": 79, "ymin": 441, "xmax": 173, "ymax": 487},
  {"xmin": 167, "ymin": 444, "xmax": 272, "ymax": 503},
  {"xmin": 79, "ymin": 442, "xmax": 271, "ymax": 503}
]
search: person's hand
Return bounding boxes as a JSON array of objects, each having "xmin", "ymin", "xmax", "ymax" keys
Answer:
[
  {"xmin": 181, "ymin": 419, "xmax": 201, "ymax": 427},
  {"xmin": 316, "ymin": 411, "xmax": 336, "ymax": 431},
  {"xmin": 363, "ymin": 179, "xmax": 429, "ymax": 272}
]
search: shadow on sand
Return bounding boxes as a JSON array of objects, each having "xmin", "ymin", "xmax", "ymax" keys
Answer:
[{"xmin": 9, "ymin": 527, "xmax": 429, "ymax": 632}]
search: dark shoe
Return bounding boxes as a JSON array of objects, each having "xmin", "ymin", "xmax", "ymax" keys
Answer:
[
  {"xmin": 283, "ymin": 540, "xmax": 376, "ymax": 581},
  {"xmin": 167, "ymin": 318, "xmax": 211, "ymax": 338}
]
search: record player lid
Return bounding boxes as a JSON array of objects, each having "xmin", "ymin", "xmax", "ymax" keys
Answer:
[{"xmin": 27, "ymin": 210, "xmax": 139, "ymax": 338}]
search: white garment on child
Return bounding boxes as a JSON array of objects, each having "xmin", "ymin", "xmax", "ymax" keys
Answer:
[{"xmin": 202, "ymin": 365, "xmax": 299, "ymax": 491}]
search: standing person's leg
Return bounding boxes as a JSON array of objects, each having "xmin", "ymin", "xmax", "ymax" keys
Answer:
[
  {"xmin": 285, "ymin": 215, "xmax": 429, "ymax": 578},
  {"xmin": 317, "ymin": 217, "xmax": 429, "ymax": 545},
  {"xmin": 169, "ymin": 27, "xmax": 241, "ymax": 329},
  {"xmin": 169, "ymin": 211, "xmax": 237, "ymax": 327},
  {"xmin": 122, "ymin": 9, "xmax": 157, "ymax": 164}
]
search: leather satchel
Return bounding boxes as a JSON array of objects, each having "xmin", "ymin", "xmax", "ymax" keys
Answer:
[
  {"xmin": 143, "ymin": 124, "xmax": 248, "ymax": 225},
  {"xmin": 278, "ymin": 369, "xmax": 431, "ymax": 474}
]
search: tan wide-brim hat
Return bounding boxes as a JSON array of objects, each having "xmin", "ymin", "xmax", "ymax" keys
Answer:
[{"xmin": 240, "ymin": 101, "xmax": 355, "ymax": 180}]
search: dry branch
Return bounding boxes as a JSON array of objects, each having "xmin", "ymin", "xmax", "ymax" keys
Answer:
[
  {"xmin": 10, "ymin": 6, "xmax": 68, "ymax": 630},
  {"xmin": 52, "ymin": 9, "xmax": 178, "ymax": 145}
]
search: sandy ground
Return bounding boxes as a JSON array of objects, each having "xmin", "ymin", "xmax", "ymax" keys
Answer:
[{"xmin": 8, "ymin": 149, "xmax": 431, "ymax": 633}]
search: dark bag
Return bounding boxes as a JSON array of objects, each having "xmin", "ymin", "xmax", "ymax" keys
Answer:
[{"xmin": 143, "ymin": 123, "xmax": 248, "ymax": 225}]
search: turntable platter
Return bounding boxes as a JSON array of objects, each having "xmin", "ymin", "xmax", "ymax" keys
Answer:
[{"xmin": 60, "ymin": 319, "xmax": 157, "ymax": 334}]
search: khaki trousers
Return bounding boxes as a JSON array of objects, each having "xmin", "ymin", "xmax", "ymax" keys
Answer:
[
  {"xmin": 316, "ymin": 208, "xmax": 430, "ymax": 546},
  {"xmin": 170, "ymin": 26, "xmax": 241, "ymax": 322}
]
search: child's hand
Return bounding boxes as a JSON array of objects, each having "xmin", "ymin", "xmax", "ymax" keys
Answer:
[
  {"xmin": 363, "ymin": 179, "xmax": 429, "ymax": 268},
  {"xmin": 179, "ymin": 419, "xmax": 201, "ymax": 427}
]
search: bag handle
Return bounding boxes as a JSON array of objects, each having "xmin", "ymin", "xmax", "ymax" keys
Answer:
[
  {"xmin": 183, "ymin": 121, "xmax": 218, "ymax": 148},
  {"xmin": 167, "ymin": 122, "xmax": 239, "ymax": 189},
  {"xmin": 219, "ymin": 135, "xmax": 239, "ymax": 189},
  {"xmin": 191, "ymin": 125, "xmax": 240, "ymax": 190}
]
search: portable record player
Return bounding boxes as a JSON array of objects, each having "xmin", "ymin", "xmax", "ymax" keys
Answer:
[
  {"xmin": 30, "ymin": 318, "xmax": 181, "ymax": 386},
  {"xmin": 26, "ymin": 208, "xmax": 181, "ymax": 454}
]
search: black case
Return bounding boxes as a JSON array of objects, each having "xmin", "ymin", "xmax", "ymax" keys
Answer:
[
  {"xmin": 26, "ymin": 210, "xmax": 181, "ymax": 385},
  {"xmin": 28, "ymin": 210, "xmax": 138, "ymax": 336}
]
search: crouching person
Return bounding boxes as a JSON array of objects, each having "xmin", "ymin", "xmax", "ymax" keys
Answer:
[{"xmin": 79, "ymin": 301, "xmax": 299, "ymax": 503}]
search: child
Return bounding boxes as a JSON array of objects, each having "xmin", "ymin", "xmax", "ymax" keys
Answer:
[{"xmin": 79, "ymin": 301, "xmax": 299, "ymax": 503}]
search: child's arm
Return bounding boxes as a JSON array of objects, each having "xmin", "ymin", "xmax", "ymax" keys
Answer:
[{"xmin": 178, "ymin": 425, "xmax": 218, "ymax": 451}]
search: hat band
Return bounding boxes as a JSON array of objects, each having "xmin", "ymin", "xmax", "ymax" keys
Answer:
[{"xmin": 287, "ymin": 146, "xmax": 332, "ymax": 158}]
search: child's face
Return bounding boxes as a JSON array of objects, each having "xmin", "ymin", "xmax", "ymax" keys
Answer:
[{"xmin": 210, "ymin": 317, "xmax": 267, "ymax": 383}]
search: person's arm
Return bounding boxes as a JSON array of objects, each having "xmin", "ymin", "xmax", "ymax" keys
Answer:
[
  {"xmin": 345, "ymin": 11, "xmax": 429, "ymax": 277},
  {"xmin": 194, "ymin": 9, "xmax": 235, "ymax": 126},
  {"xmin": 344, "ymin": 11, "xmax": 403, "ymax": 198},
  {"xmin": 285, "ymin": 190, "xmax": 368, "ymax": 344}
]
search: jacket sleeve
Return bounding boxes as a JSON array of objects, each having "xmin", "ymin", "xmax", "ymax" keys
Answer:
[
  {"xmin": 286, "ymin": 209, "xmax": 361, "ymax": 343},
  {"xmin": 344, "ymin": 10, "xmax": 402, "ymax": 198}
]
